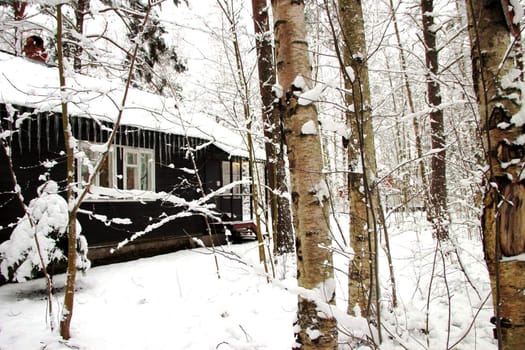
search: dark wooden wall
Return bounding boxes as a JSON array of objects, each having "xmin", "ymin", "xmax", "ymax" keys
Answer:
[{"xmin": 0, "ymin": 104, "xmax": 241, "ymax": 264}]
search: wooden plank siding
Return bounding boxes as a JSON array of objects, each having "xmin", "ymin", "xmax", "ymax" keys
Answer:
[{"xmin": 0, "ymin": 103, "xmax": 247, "ymax": 265}]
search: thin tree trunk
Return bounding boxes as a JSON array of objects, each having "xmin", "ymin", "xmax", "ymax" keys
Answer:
[
  {"xmin": 388, "ymin": 0, "xmax": 430, "ymax": 213},
  {"xmin": 13, "ymin": 1, "xmax": 27, "ymax": 55},
  {"xmin": 466, "ymin": 1, "xmax": 525, "ymax": 349},
  {"xmin": 57, "ymin": 4, "xmax": 77, "ymax": 339},
  {"xmin": 60, "ymin": 2, "xmax": 156, "ymax": 338},
  {"xmin": 333, "ymin": 1, "xmax": 384, "ymax": 341},
  {"xmin": 74, "ymin": 0, "xmax": 88, "ymax": 72},
  {"xmin": 272, "ymin": 1, "xmax": 337, "ymax": 348},
  {"xmin": 217, "ymin": 0, "xmax": 269, "ymax": 270},
  {"xmin": 421, "ymin": 0, "xmax": 449, "ymax": 239},
  {"xmin": 251, "ymin": 0, "xmax": 294, "ymax": 255}
]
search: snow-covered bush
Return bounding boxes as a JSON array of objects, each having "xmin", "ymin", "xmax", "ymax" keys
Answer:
[{"xmin": 0, "ymin": 181, "xmax": 90, "ymax": 282}]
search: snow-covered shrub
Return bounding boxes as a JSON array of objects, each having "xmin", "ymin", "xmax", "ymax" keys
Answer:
[{"xmin": 0, "ymin": 181, "xmax": 90, "ymax": 282}]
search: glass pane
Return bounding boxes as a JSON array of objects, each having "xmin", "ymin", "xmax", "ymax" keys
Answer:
[
  {"xmin": 232, "ymin": 162, "xmax": 240, "ymax": 179},
  {"xmin": 79, "ymin": 144, "xmax": 94, "ymax": 186},
  {"xmin": 81, "ymin": 164, "xmax": 90, "ymax": 184},
  {"xmin": 140, "ymin": 153, "xmax": 149, "ymax": 190},
  {"xmin": 99, "ymin": 157, "xmax": 110, "ymax": 187},
  {"xmin": 242, "ymin": 162, "xmax": 250, "ymax": 195},
  {"xmin": 127, "ymin": 166, "xmax": 136, "ymax": 189},
  {"xmin": 127, "ymin": 152, "xmax": 137, "ymax": 165},
  {"xmin": 222, "ymin": 161, "xmax": 230, "ymax": 185},
  {"xmin": 232, "ymin": 162, "xmax": 240, "ymax": 195}
]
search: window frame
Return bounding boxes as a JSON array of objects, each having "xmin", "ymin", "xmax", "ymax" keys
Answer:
[
  {"xmin": 78, "ymin": 142, "xmax": 156, "ymax": 198},
  {"xmin": 122, "ymin": 146, "xmax": 156, "ymax": 191},
  {"xmin": 222, "ymin": 160, "xmax": 242, "ymax": 198},
  {"xmin": 77, "ymin": 141, "xmax": 115, "ymax": 188}
]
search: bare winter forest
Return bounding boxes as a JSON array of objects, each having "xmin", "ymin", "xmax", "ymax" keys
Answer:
[{"xmin": 1, "ymin": 0, "xmax": 525, "ymax": 349}]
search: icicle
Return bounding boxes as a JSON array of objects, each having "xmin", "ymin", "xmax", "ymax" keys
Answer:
[
  {"xmin": 86, "ymin": 118, "xmax": 91, "ymax": 142},
  {"xmin": 171, "ymin": 134, "xmax": 175, "ymax": 163},
  {"xmin": 54, "ymin": 114, "xmax": 59, "ymax": 147},
  {"xmin": 37, "ymin": 115, "xmax": 41, "ymax": 157},
  {"xmin": 141, "ymin": 129, "xmax": 145, "ymax": 149},
  {"xmin": 162, "ymin": 133, "xmax": 168, "ymax": 162},
  {"xmin": 27, "ymin": 117, "xmax": 31, "ymax": 153},
  {"xmin": 89, "ymin": 120, "xmax": 95, "ymax": 143},
  {"xmin": 17, "ymin": 113, "xmax": 23, "ymax": 154},
  {"xmin": 157, "ymin": 132, "xmax": 162, "ymax": 165},
  {"xmin": 102, "ymin": 123, "xmax": 107, "ymax": 144},
  {"xmin": 84, "ymin": 118, "xmax": 87, "ymax": 140},
  {"xmin": 125, "ymin": 126, "xmax": 129, "ymax": 146},
  {"xmin": 166, "ymin": 134, "xmax": 170, "ymax": 163},
  {"xmin": 46, "ymin": 115, "xmax": 50, "ymax": 152},
  {"xmin": 166, "ymin": 133, "xmax": 170, "ymax": 163},
  {"xmin": 78, "ymin": 117, "xmax": 82, "ymax": 141},
  {"xmin": 76, "ymin": 117, "xmax": 81, "ymax": 140}
]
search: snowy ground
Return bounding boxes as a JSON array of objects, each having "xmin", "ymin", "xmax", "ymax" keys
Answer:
[{"xmin": 0, "ymin": 213, "xmax": 497, "ymax": 349}]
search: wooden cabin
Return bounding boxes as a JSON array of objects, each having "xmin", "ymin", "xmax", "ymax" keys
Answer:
[{"xmin": 0, "ymin": 52, "xmax": 260, "ymax": 266}]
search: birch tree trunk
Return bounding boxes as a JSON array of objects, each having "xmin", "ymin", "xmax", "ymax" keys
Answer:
[
  {"xmin": 421, "ymin": 0, "xmax": 449, "ymax": 239},
  {"xmin": 466, "ymin": 1, "xmax": 525, "ymax": 348},
  {"xmin": 334, "ymin": 2, "xmax": 386, "ymax": 333},
  {"xmin": 272, "ymin": 1, "xmax": 337, "ymax": 348}
]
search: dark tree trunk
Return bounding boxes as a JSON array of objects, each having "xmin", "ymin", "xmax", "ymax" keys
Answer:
[
  {"xmin": 74, "ymin": 0, "xmax": 88, "ymax": 72},
  {"xmin": 421, "ymin": 0, "xmax": 448, "ymax": 239},
  {"xmin": 251, "ymin": 0, "xmax": 294, "ymax": 255}
]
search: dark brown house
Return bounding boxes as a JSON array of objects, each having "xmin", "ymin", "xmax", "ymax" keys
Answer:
[{"xmin": 0, "ymin": 52, "xmax": 259, "ymax": 265}]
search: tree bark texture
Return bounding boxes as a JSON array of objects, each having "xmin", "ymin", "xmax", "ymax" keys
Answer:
[
  {"xmin": 421, "ymin": 0, "xmax": 449, "ymax": 239},
  {"xmin": 466, "ymin": 1, "xmax": 525, "ymax": 348},
  {"xmin": 57, "ymin": 4, "xmax": 77, "ymax": 340},
  {"xmin": 74, "ymin": 0, "xmax": 88, "ymax": 72},
  {"xmin": 339, "ymin": 0, "xmax": 380, "ymax": 322},
  {"xmin": 272, "ymin": 1, "xmax": 337, "ymax": 349},
  {"xmin": 251, "ymin": 0, "xmax": 294, "ymax": 255},
  {"xmin": 13, "ymin": 1, "xmax": 27, "ymax": 55}
]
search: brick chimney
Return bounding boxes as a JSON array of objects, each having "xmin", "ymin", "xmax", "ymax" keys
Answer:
[{"xmin": 23, "ymin": 35, "xmax": 48, "ymax": 63}]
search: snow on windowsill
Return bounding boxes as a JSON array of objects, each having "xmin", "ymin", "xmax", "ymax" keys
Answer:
[{"xmin": 82, "ymin": 186, "xmax": 185, "ymax": 204}]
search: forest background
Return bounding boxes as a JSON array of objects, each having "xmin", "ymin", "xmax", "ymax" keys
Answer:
[{"xmin": 1, "ymin": 0, "xmax": 523, "ymax": 349}]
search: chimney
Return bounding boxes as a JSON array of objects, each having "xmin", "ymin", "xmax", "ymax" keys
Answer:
[{"xmin": 23, "ymin": 35, "xmax": 48, "ymax": 63}]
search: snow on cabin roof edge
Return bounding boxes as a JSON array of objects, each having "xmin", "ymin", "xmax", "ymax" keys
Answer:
[{"xmin": 0, "ymin": 51, "xmax": 261, "ymax": 159}]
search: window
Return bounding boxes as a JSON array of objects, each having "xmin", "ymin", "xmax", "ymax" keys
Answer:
[
  {"xmin": 78, "ymin": 142, "xmax": 155, "ymax": 192},
  {"xmin": 222, "ymin": 161, "xmax": 241, "ymax": 196},
  {"xmin": 78, "ymin": 142, "xmax": 114, "ymax": 188},
  {"xmin": 123, "ymin": 148, "xmax": 155, "ymax": 191}
]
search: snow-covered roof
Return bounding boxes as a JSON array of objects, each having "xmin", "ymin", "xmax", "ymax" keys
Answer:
[{"xmin": 0, "ymin": 51, "xmax": 254, "ymax": 158}]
